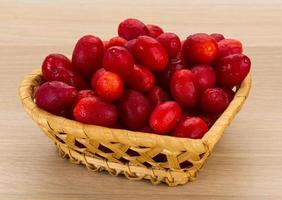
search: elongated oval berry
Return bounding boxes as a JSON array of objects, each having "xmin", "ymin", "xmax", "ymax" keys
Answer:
[
  {"xmin": 124, "ymin": 64, "xmax": 155, "ymax": 92},
  {"xmin": 157, "ymin": 32, "xmax": 181, "ymax": 58},
  {"xmin": 149, "ymin": 101, "xmax": 182, "ymax": 135},
  {"xmin": 147, "ymin": 86, "xmax": 169, "ymax": 109},
  {"xmin": 35, "ymin": 81, "xmax": 77, "ymax": 115},
  {"xmin": 210, "ymin": 33, "xmax": 225, "ymax": 42},
  {"xmin": 182, "ymin": 33, "xmax": 218, "ymax": 65},
  {"xmin": 72, "ymin": 35, "xmax": 104, "ymax": 80},
  {"xmin": 146, "ymin": 24, "xmax": 164, "ymax": 38},
  {"xmin": 73, "ymin": 97, "xmax": 117, "ymax": 127},
  {"xmin": 42, "ymin": 54, "xmax": 87, "ymax": 90},
  {"xmin": 93, "ymin": 71, "xmax": 123, "ymax": 102},
  {"xmin": 133, "ymin": 36, "xmax": 168, "ymax": 71},
  {"xmin": 218, "ymin": 39, "xmax": 243, "ymax": 57},
  {"xmin": 173, "ymin": 117, "xmax": 208, "ymax": 139},
  {"xmin": 107, "ymin": 36, "xmax": 127, "ymax": 48},
  {"xmin": 215, "ymin": 53, "xmax": 251, "ymax": 87},
  {"xmin": 118, "ymin": 18, "xmax": 149, "ymax": 40},
  {"xmin": 42, "ymin": 53, "xmax": 72, "ymax": 70},
  {"xmin": 103, "ymin": 46, "xmax": 134, "ymax": 78},
  {"xmin": 191, "ymin": 65, "xmax": 216, "ymax": 92},
  {"xmin": 155, "ymin": 60, "xmax": 186, "ymax": 89},
  {"xmin": 118, "ymin": 90, "xmax": 150, "ymax": 130},
  {"xmin": 200, "ymin": 88, "xmax": 229, "ymax": 114},
  {"xmin": 170, "ymin": 69, "xmax": 199, "ymax": 108}
]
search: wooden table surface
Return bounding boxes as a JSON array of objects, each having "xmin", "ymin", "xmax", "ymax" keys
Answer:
[{"xmin": 1, "ymin": 0, "xmax": 282, "ymax": 199}]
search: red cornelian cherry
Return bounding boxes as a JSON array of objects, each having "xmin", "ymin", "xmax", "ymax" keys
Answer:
[
  {"xmin": 182, "ymin": 33, "xmax": 219, "ymax": 65},
  {"xmin": 41, "ymin": 54, "xmax": 87, "ymax": 90},
  {"xmin": 42, "ymin": 54, "xmax": 87, "ymax": 90},
  {"xmin": 107, "ymin": 36, "xmax": 127, "ymax": 48},
  {"xmin": 191, "ymin": 65, "xmax": 216, "ymax": 92},
  {"xmin": 210, "ymin": 33, "xmax": 225, "ymax": 42},
  {"xmin": 173, "ymin": 117, "xmax": 208, "ymax": 139},
  {"xmin": 156, "ymin": 59, "xmax": 186, "ymax": 89},
  {"xmin": 157, "ymin": 32, "xmax": 181, "ymax": 58},
  {"xmin": 72, "ymin": 35, "xmax": 104, "ymax": 80},
  {"xmin": 133, "ymin": 36, "xmax": 168, "ymax": 71},
  {"xmin": 42, "ymin": 53, "xmax": 72, "ymax": 70},
  {"xmin": 200, "ymin": 88, "xmax": 230, "ymax": 114},
  {"xmin": 146, "ymin": 24, "xmax": 164, "ymax": 38},
  {"xmin": 102, "ymin": 46, "xmax": 134, "ymax": 79},
  {"xmin": 124, "ymin": 64, "xmax": 155, "ymax": 93},
  {"xmin": 147, "ymin": 86, "xmax": 169, "ymax": 109},
  {"xmin": 218, "ymin": 39, "xmax": 243, "ymax": 57},
  {"xmin": 118, "ymin": 18, "xmax": 149, "ymax": 40},
  {"xmin": 118, "ymin": 90, "xmax": 150, "ymax": 130},
  {"xmin": 149, "ymin": 101, "xmax": 182, "ymax": 135},
  {"xmin": 170, "ymin": 69, "xmax": 199, "ymax": 108},
  {"xmin": 215, "ymin": 53, "xmax": 251, "ymax": 87},
  {"xmin": 92, "ymin": 71, "xmax": 123, "ymax": 102},
  {"xmin": 74, "ymin": 90, "xmax": 95, "ymax": 104},
  {"xmin": 35, "ymin": 81, "xmax": 77, "ymax": 115},
  {"xmin": 73, "ymin": 97, "xmax": 117, "ymax": 127}
]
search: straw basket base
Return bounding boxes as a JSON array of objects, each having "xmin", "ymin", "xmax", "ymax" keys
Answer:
[{"xmin": 53, "ymin": 140, "xmax": 203, "ymax": 186}]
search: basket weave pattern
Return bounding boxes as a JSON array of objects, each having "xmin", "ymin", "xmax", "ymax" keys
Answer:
[{"xmin": 19, "ymin": 69, "xmax": 251, "ymax": 186}]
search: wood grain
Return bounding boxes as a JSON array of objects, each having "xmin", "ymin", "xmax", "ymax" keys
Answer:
[{"xmin": 1, "ymin": 0, "xmax": 282, "ymax": 199}]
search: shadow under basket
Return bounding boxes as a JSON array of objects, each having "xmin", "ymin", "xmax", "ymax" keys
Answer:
[{"xmin": 19, "ymin": 69, "xmax": 251, "ymax": 186}]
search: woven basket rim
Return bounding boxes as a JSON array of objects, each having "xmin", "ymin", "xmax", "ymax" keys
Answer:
[{"xmin": 19, "ymin": 69, "xmax": 251, "ymax": 152}]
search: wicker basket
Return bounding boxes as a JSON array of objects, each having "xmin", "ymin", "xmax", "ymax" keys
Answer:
[{"xmin": 19, "ymin": 69, "xmax": 251, "ymax": 186}]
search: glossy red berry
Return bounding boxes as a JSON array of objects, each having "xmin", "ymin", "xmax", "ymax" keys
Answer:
[
  {"xmin": 173, "ymin": 117, "xmax": 208, "ymax": 139},
  {"xmin": 73, "ymin": 97, "xmax": 117, "ymax": 127},
  {"xmin": 42, "ymin": 53, "xmax": 72, "ymax": 70},
  {"xmin": 118, "ymin": 90, "xmax": 150, "ymax": 130},
  {"xmin": 182, "ymin": 33, "xmax": 219, "ymax": 65},
  {"xmin": 133, "ymin": 36, "xmax": 168, "ymax": 71},
  {"xmin": 35, "ymin": 81, "xmax": 77, "ymax": 115},
  {"xmin": 42, "ymin": 54, "xmax": 87, "ymax": 90},
  {"xmin": 210, "ymin": 33, "xmax": 225, "ymax": 42},
  {"xmin": 123, "ymin": 39, "xmax": 137, "ymax": 54},
  {"xmin": 191, "ymin": 65, "xmax": 216, "ymax": 92},
  {"xmin": 91, "ymin": 68, "xmax": 106, "ymax": 87},
  {"xmin": 147, "ymin": 86, "xmax": 169, "ymax": 109},
  {"xmin": 74, "ymin": 90, "xmax": 95, "ymax": 104},
  {"xmin": 124, "ymin": 64, "xmax": 155, "ymax": 92},
  {"xmin": 157, "ymin": 32, "xmax": 181, "ymax": 58},
  {"xmin": 149, "ymin": 101, "xmax": 182, "ymax": 135},
  {"xmin": 92, "ymin": 71, "xmax": 123, "ymax": 102},
  {"xmin": 218, "ymin": 39, "xmax": 243, "ymax": 57},
  {"xmin": 200, "ymin": 88, "xmax": 229, "ymax": 114},
  {"xmin": 146, "ymin": 24, "xmax": 164, "ymax": 38},
  {"xmin": 72, "ymin": 35, "xmax": 104, "ymax": 80},
  {"xmin": 170, "ymin": 69, "xmax": 199, "ymax": 108},
  {"xmin": 107, "ymin": 36, "xmax": 127, "ymax": 48},
  {"xmin": 118, "ymin": 18, "xmax": 149, "ymax": 40},
  {"xmin": 102, "ymin": 46, "xmax": 134, "ymax": 78},
  {"xmin": 216, "ymin": 54, "xmax": 251, "ymax": 87},
  {"xmin": 155, "ymin": 60, "xmax": 186, "ymax": 89}
]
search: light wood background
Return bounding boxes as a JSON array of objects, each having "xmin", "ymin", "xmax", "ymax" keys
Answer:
[{"xmin": 1, "ymin": 0, "xmax": 282, "ymax": 199}]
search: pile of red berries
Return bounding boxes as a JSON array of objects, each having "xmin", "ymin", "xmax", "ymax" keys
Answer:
[{"xmin": 35, "ymin": 18, "xmax": 251, "ymax": 139}]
